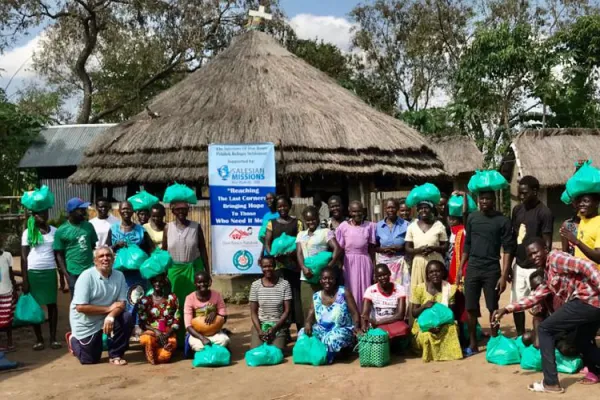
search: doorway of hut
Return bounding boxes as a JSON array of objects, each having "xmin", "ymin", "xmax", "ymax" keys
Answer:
[{"xmin": 289, "ymin": 175, "xmax": 350, "ymax": 220}]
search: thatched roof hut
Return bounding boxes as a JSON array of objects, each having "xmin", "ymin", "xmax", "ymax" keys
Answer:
[
  {"xmin": 506, "ymin": 128, "xmax": 600, "ymax": 187},
  {"xmin": 69, "ymin": 30, "xmax": 445, "ymax": 186},
  {"xmin": 430, "ymin": 136, "xmax": 483, "ymax": 177}
]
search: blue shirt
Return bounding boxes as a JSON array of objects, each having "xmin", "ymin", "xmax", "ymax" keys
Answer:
[
  {"xmin": 70, "ymin": 267, "xmax": 128, "ymax": 339},
  {"xmin": 376, "ymin": 218, "xmax": 408, "ymax": 255},
  {"xmin": 111, "ymin": 223, "xmax": 145, "ymax": 246}
]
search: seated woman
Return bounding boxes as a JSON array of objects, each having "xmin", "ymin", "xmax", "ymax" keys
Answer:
[
  {"xmin": 411, "ymin": 260, "xmax": 462, "ymax": 362},
  {"xmin": 184, "ymin": 271, "xmax": 230, "ymax": 356},
  {"xmin": 300, "ymin": 267, "xmax": 361, "ymax": 364},
  {"xmin": 361, "ymin": 264, "xmax": 409, "ymax": 345},
  {"xmin": 137, "ymin": 273, "xmax": 180, "ymax": 364},
  {"xmin": 249, "ymin": 256, "xmax": 291, "ymax": 351}
]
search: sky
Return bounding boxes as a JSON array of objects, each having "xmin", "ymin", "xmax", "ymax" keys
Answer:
[{"xmin": 0, "ymin": 1, "xmax": 362, "ymax": 97}]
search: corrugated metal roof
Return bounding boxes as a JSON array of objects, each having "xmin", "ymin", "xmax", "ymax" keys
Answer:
[{"xmin": 19, "ymin": 124, "xmax": 116, "ymax": 168}]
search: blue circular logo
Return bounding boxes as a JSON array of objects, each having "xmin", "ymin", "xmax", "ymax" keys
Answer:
[{"xmin": 233, "ymin": 250, "xmax": 254, "ymax": 271}]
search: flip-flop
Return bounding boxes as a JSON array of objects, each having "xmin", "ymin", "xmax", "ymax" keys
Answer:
[
  {"xmin": 578, "ymin": 372, "xmax": 599, "ymax": 385},
  {"xmin": 528, "ymin": 381, "xmax": 565, "ymax": 394},
  {"xmin": 65, "ymin": 333, "xmax": 74, "ymax": 355},
  {"xmin": 463, "ymin": 348, "xmax": 479, "ymax": 358},
  {"xmin": 50, "ymin": 341, "xmax": 62, "ymax": 350},
  {"xmin": 109, "ymin": 357, "xmax": 128, "ymax": 366},
  {"xmin": 0, "ymin": 346, "xmax": 16, "ymax": 353},
  {"xmin": 32, "ymin": 342, "xmax": 45, "ymax": 351}
]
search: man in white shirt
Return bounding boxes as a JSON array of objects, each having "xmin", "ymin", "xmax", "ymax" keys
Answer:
[{"xmin": 89, "ymin": 197, "xmax": 119, "ymax": 247}]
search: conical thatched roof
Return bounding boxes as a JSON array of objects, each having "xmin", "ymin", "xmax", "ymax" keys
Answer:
[
  {"xmin": 69, "ymin": 31, "xmax": 445, "ymax": 185},
  {"xmin": 430, "ymin": 136, "xmax": 483, "ymax": 177},
  {"xmin": 509, "ymin": 128, "xmax": 600, "ymax": 187}
]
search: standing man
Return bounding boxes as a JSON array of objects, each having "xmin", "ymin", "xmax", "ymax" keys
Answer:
[
  {"xmin": 89, "ymin": 197, "xmax": 119, "ymax": 247},
  {"xmin": 67, "ymin": 246, "xmax": 133, "ymax": 365},
  {"xmin": 494, "ymin": 237, "xmax": 600, "ymax": 393},
  {"xmin": 460, "ymin": 191, "xmax": 515, "ymax": 355},
  {"xmin": 313, "ymin": 193, "xmax": 330, "ymax": 226},
  {"xmin": 53, "ymin": 198, "xmax": 98, "ymax": 297},
  {"xmin": 511, "ymin": 176, "xmax": 553, "ymax": 335}
]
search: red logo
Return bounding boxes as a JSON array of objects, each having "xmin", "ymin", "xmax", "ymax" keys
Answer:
[{"xmin": 229, "ymin": 229, "xmax": 250, "ymax": 240}]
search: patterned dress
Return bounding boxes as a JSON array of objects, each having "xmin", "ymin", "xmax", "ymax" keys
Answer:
[
  {"xmin": 411, "ymin": 283, "xmax": 463, "ymax": 362},
  {"xmin": 137, "ymin": 293, "xmax": 181, "ymax": 364},
  {"xmin": 299, "ymin": 286, "xmax": 355, "ymax": 364}
]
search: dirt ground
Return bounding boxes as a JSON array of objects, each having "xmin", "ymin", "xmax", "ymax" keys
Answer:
[{"xmin": 1, "ymin": 262, "xmax": 596, "ymax": 400}]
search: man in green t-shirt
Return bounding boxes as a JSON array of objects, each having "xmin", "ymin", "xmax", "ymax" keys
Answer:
[{"xmin": 53, "ymin": 198, "xmax": 98, "ymax": 297}]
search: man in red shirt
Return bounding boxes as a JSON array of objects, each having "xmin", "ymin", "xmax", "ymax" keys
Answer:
[{"xmin": 494, "ymin": 237, "xmax": 600, "ymax": 393}]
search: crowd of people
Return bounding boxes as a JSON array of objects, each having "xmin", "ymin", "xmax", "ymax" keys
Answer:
[{"xmin": 0, "ymin": 173, "xmax": 599, "ymax": 395}]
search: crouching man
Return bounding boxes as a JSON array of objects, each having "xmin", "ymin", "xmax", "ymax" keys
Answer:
[{"xmin": 67, "ymin": 245, "xmax": 134, "ymax": 365}]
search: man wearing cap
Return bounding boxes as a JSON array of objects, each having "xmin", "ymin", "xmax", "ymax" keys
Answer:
[{"xmin": 53, "ymin": 198, "xmax": 98, "ymax": 297}]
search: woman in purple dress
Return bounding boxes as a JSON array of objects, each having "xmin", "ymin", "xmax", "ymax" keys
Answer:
[{"xmin": 335, "ymin": 201, "xmax": 376, "ymax": 314}]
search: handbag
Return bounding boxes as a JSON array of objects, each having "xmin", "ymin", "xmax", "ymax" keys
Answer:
[
  {"xmin": 377, "ymin": 320, "xmax": 410, "ymax": 339},
  {"xmin": 357, "ymin": 328, "xmax": 390, "ymax": 367}
]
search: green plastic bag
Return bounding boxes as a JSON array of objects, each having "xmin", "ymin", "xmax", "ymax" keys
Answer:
[
  {"xmin": 520, "ymin": 345, "xmax": 542, "ymax": 371},
  {"xmin": 406, "ymin": 183, "xmax": 441, "ymax": 208},
  {"xmin": 293, "ymin": 335, "xmax": 328, "ymax": 366},
  {"xmin": 163, "ymin": 182, "xmax": 197, "ymax": 204},
  {"xmin": 358, "ymin": 328, "xmax": 390, "ymax": 367},
  {"xmin": 514, "ymin": 335, "xmax": 526, "ymax": 353},
  {"xmin": 448, "ymin": 194, "xmax": 477, "ymax": 217},
  {"xmin": 467, "ymin": 170, "xmax": 509, "ymax": 194},
  {"xmin": 13, "ymin": 294, "xmax": 45, "ymax": 326},
  {"xmin": 417, "ymin": 303, "xmax": 454, "ymax": 332},
  {"xmin": 245, "ymin": 343, "xmax": 284, "ymax": 367},
  {"xmin": 258, "ymin": 219, "xmax": 269, "ymax": 244},
  {"xmin": 140, "ymin": 249, "xmax": 173, "ymax": 279},
  {"xmin": 192, "ymin": 344, "xmax": 231, "ymax": 367},
  {"xmin": 486, "ymin": 334, "xmax": 521, "ymax": 365},
  {"xmin": 270, "ymin": 233, "xmax": 297, "ymax": 256},
  {"xmin": 128, "ymin": 190, "xmax": 159, "ymax": 211},
  {"xmin": 555, "ymin": 350, "xmax": 583, "ymax": 374},
  {"xmin": 20, "ymin": 185, "xmax": 55, "ymax": 212},
  {"xmin": 461, "ymin": 322, "xmax": 483, "ymax": 342},
  {"xmin": 560, "ymin": 189, "xmax": 572, "ymax": 205},
  {"xmin": 304, "ymin": 252, "xmax": 333, "ymax": 284},
  {"xmin": 114, "ymin": 244, "xmax": 149, "ymax": 271},
  {"xmin": 565, "ymin": 160, "xmax": 600, "ymax": 199}
]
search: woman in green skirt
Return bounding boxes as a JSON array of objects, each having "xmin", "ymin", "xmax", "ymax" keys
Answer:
[
  {"xmin": 162, "ymin": 184, "xmax": 208, "ymax": 347},
  {"xmin": 21, "ymin": 209, "xmax": 61, "ymax": 350}
]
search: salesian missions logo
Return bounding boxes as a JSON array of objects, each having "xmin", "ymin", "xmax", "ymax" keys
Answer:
[
  {"xmin": 217, "ymin": 165, "xmax": 230, "ymax": 180},
  {"xmin": 233, "ymin": 250, "xmax": 254, "ymax": 271},
  {"xmin": 217, "ymin": 165, "xmax": 265, "ymax": 182}
]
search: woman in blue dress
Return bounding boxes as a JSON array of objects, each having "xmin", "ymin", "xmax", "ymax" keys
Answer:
[{"xmin": 299, "ymin": 267, "xmax": 361, "ymax": 363}]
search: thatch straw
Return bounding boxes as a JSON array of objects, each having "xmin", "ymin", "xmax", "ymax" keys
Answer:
[
  {"xmin": 511, "ymin": 128, "xmax": 600, "ymax": 187},
  {"xmin": 69, "ymin": 30, "xmax": 444, "ymax": 184},
  {"xmin": 430, "ymin": 136, "xmax": 483, "ymax": 176}
]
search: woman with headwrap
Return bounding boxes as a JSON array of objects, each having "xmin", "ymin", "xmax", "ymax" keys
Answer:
[
  {"xmin": 20, "ymin": 186, "xmax": 61, "ymax": 350},
  {"xmin": 405, "ymin": 200, "xmax": 448, "ymax": 295}
]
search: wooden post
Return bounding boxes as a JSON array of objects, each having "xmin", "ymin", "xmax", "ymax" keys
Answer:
[{"xmin": 293, "ymin": 178, "xmax": 302, "ymax": 198}]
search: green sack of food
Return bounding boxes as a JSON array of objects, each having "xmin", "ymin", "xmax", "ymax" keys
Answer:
[
  {"xmin": 270, "ymin": 233, "xmax": 297, "ymax": 256},
  {"xmin": 560, "ymin": 189, "xmax": 572, "ymax": 205},
  {"xmin": 140, "ymin": 249, "xmax": 173, "ymax": 279},
  {"xmin": 565, "ymin": 160, "xmax": 600, "ymax": 199},
  {"xmin": 245, "ymin": 343, "xmax": 284, "ymax": 367},
  {"xmin": 20, "ymin": 185, "xmax": 55, "ymax": 212},
  {"xmin": 555, "ymin": 349, "xmax": 583, "ymax": 374},
  {"xmin": 406, "ymin": 183, "xmax": 441, "ymax": 208},
  {"xmin": 293, "ymin": 335, "xmax": 328, "ymax": 366},
  {"xmin": 486, "ymin": 334, "xmax": 521, "ymax": 366},
  {"xmin": 514, "ymin": 335, "xmax": 526, "ymax": 353},
  {"xmin": 461, "ymin": 322, "xmax": 483, "ymax": 342},
  {"xmin": 520, "ymin": 345, "xmax": 542, "ymax": 371},
  {"xmin": 448, "ymin": 194, "xmax": 477, "ymax": 217},
  {"xmin": 467, "ymin": 170, "xmax": 509, "ymax": 194},
  {"xmin": 12, "ymin": 294, "xmax": 45, "ymax": 326},
  {"xmin": 128, "ymin": 190, "xmax": 159, "ymax": 212},
  {"xmin": 417, "ymin": 303, "xmax": 454, "ymax": 332},
  {"xmin": 358, "ymin": 328, "xmax": 390, "ymax": 367},
  {"xmin": 192, "ymin": 344, "xmax": 231, "ymax": 367},
  {"xmin": 304, "ymin": 251, "xmax": 333, "ymax": 284},
  {"xmin": 258, "ymin": 218, "xmax": 271, "ymax": 244},
  {"xmin": 163, "ymin": 182, "xmax": 197, "ymax": 204},
  {"xmin": 114, "ymin": 244, "xmax": 149, "ymax": 271}
]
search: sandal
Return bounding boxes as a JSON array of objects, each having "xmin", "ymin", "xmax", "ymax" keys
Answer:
[
  {"xmin": 578, "ymin": 372, "xmax": 599, "ymax": 385},
  {"xmin": 463, "ymin": 348, "xmax": 479, "ymax": 358},
  {"xmin": 65, "ymin": 333, "xmax": 74, "ymax": 355},
  {"xmin": 32, "ymin": 342, "xmax": 45, "ymax": 351},
  {"xmin": 50, "ymin": 341, "xmax": 62, "ymax": 350},
  {"xmin": 0, "ymin": 345, "xmax": 16, "ymax": 353},
  {"xmin": 528, "ymin": 381, "xmax": 565, "ymax": 394},
  {"xmin": 109, "ymin": 357, "xmax": 128, "ymax": 366}
]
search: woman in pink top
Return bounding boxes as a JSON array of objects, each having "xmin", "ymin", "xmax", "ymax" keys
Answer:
[
  {"xmin": 184, "ymin": 271, "xmax": 229, "ymax": 355},
  {"xmin": 335, "ymin": 201, "xmax": 376, "ymax": 314}
]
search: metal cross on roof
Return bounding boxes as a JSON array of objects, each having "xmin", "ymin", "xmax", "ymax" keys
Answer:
[{"xmin": 249, "ymin": 5, "xmax": 273, "ymax": 22}]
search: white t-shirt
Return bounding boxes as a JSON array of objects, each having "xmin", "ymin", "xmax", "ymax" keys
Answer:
[
  {"xmin": 21, "ymin": 226, "xmax": 57, "ymax": 270},
  {"xmin": 364, "ymin": 283, "xmax": 406, "ymax": 323},
  {"xmin": 0, "ymin": 251, "xmax": 13, "ymax": 295},
  {"xmin": 89, "ymin": 215, "xmax": 120, "ymax": 247}
]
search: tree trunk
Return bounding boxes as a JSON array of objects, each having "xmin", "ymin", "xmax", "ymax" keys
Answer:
[{"xmin": 75, "ymin": 16, "xmax": 99, "ymax": 124}]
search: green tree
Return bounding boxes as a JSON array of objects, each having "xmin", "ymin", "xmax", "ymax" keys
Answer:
[{"xmin": 16, "ymin": 84, "xmax": 72, "ymax": 124}]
